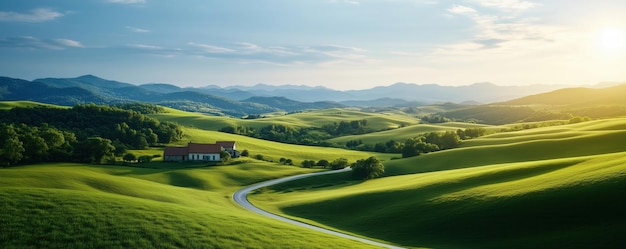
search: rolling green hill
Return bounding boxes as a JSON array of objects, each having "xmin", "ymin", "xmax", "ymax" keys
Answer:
[
  {"xmin": 328, "ymin": 122, "xmax": 493, "ymax": 145},
  {"xmin": 0, "ymin": 101, "xmax": 68, "ymax": 110},
  {"xmin": 250, "ymin": 118, "xmax": 626, "ymax": 249},
  {"xmin": 0, "ymin": 163, "xmax": 383, "ymax": 249},
  {"xmin": 437, "ymin": 84, "xmax": 626, "ymax": 124},
  {"xmin": 0, "ymin": 106, "xmax": 405, "ymax": 248},
  {"xmin": 178, "ymin": 127, "xmax": 398, "ymax": 165},
  {"xmin": 150, "ymin": 107, "xmax": 419, "ymax": 131},
  {"xmin": 4, "ymin": 99, "xmax": 625, "ymax": 248},
  {"xmin": 499, "ymin": 84, "xmax": 626, "ymax": 107}
]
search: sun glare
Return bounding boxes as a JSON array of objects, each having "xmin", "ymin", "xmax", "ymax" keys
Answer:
[{"xmin": 597, "ymin": 27, "xmax": 626, "ymax": 55}]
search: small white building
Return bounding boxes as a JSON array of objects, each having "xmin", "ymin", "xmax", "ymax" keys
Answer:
[{"xmin": 163, "ymin": 142, "xmax": 222, "ymax": 162}]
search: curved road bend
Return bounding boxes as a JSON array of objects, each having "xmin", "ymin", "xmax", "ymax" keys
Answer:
[{"xmin": 233, "ymin": 168, "xmax": 406, "ymax": 249}]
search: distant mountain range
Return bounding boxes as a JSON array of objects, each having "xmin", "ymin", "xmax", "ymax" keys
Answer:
[{"xmin": 0, "ymin": 74, "xmax": 603, "ymax": 116}]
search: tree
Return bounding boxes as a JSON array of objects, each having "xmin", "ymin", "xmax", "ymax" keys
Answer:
[
  {"xmin": 284, "ymin": 158, "xmax": 293, "ymax": 165},
  {"xmin": 74, "ymin": 137, "xmax": 115, "ymax": 164},
  {"xmin": 19, "ymin": 128, "xmax": 49, "ymax": 162},
  {"xmin": 330, "ymin": 158, "xmax": 349, "ymax": 170},
  {"xmin": 112, "ymin": 140, "xmax": 127, "ymax": 156},
  {"xmin": 137, "ymin": 155, "xmax": 152, "ymax": 163},
  {"xmin": 0, "ymin": 136, "xmax": 24, "ymax": 166},
  {"xmin": 351, "ymin": 156, "xmax": 384, "ymax": 180},
  {"xmin": 316, "ymin": 159, "xmax": 330, "ymax": 168},
  {"xmin": 0, "ymin": 124, "xmax": 25, "ymax": 166},
  {"xmin": 220, "ymin": 151, "xmax": 231, "ymax": 163},
  {"xmin": 301, "ymin": 160, "xmax": 316, "ymax": 168},
  {"xmin": 123, "ymin": 153, "xmax": 136, "ymax": 162},
  {"xmin": 135, "ymin": 135, "xmax": 149, "ymax": 149},
  {"xmin": 402, "ymin": 137, "xmax": 439, "ymax": 158},
  {"xmin": 438, "ymin": 131, "xmax": 461, "ymax": 149},
  {"xmin": 241, "ymin": 149, "xmax": 249, "ymax": 157},
  {"xmin": 374, "ymin": 142, "xmax": 387, "ymax": 153}
]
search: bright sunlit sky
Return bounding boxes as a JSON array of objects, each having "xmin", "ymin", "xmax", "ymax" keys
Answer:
[{"xmin": 1, "ymin": 0, "xmax": 625, "ymax": 90}]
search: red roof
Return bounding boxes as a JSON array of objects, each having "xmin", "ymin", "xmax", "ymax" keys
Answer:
[
  {"xmin": 188, "ymin": 142, "xmax": 222, "ymax": 153},
  {"xmin": 163, "ymin": 146, "xmax": 188, "ymax": 156},
  {"xmin": 216, "ymin": 141, "xmax": 236, "ymax": 148}
]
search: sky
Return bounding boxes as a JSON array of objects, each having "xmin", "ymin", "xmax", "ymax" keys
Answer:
[{"xmin": 1, "ymin": 0, "xmax": 625, "ymax": 90}]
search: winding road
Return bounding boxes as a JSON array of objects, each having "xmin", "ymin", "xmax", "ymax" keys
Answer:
[{"xmin": 232, "ymin": 168, "xmax": 405, "ymax": 249}]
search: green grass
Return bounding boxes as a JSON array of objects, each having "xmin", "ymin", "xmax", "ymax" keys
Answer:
[
  {"xmin": 0, "ymin": 101, "xmax": 68, "ymax": 110},
  {"xmin": 250, "ymin": 118, "xmax": 626, "ymax": 249},
  {"xmin": 150, "ymin": 107, "xmax": 419, "ymax": 131},
  {"xmin": 7, "ymin": 103, "xmax": 625, "ymax": 248},
  {"xmin": 177, "ymin": 127, "xmax": 399, "ymax": 165},
  {"xmin": 125, "ymin": 147, "xmax": 165, "ymax": 161},
  {"xmin": 0, "ymin": 163, "xmax": 384, "ymax": 249},
  {"xmin": 0, "ymin": 120, "xmax": 401, "ymax": 248},
  {"xmin": 328, "ymin": 122, "xmax": 494, "ymax": 145}
]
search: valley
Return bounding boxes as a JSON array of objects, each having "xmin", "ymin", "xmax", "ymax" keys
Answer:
[
  {"xmin": 1, "ymin": 77, "xmax": 625, "ymax": 248},
  {"xmin": 4, "ymin": 1, "xmax": 626, "ymax": 248}
]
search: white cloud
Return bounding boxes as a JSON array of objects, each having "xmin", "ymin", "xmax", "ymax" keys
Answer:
[
  {"xmin": 127, "ymin": 26, "xmax": 150, "ymax": 33},
  {"xmin": 470, "ymin": 0, "xmax": 541, "ymax": 10},
  {"xmin": 447, "ymin": 5, "xmax": 477, "ymax": 14},
  {"xmin": 445, "ymin": 2, "xmax": 551, "ymax": 49},
  {"xmin": 183, "ymin": 41, "xmax": 370, "ymax": 65},
  {"xmin": 55, "ymin": 39, "xmax": 83, "ymax": 48},
  {"xmin": 188, "ymin": 42, "xmax": 234, "ymax": 53},
  {"xmin": 107, "ymin": 0, "xmax": 146, "ymax": 4},
  {"xmin": 0, "ymin": 8, "xmax": 63, "ymax": 22},
  {"xmin": 0, "ymin": 36, "xmax": 83, "ymax": 50},
  {"xmin": 127, "ymin": 44, "xmax": 163, "ymax": 50}
]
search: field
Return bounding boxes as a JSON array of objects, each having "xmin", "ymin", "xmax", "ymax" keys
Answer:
[
  {"xmin": 3, "ymin": 100, "xmax": 625, "ymax": 249},
  {"xmin": 250, "ymin": 118, "xmax": 626, "ymax": 248},
  {"xmin": 0, "ymin": 163, "xmax": 384, "ymax": 249},
  {"xmin": 0, "ymin": 101, "xmax": 68, "ymax": 110},
  {"xmin": 0, "ymin": 113, "xmax": 402, "ymax": 249},
  {"xmin": 176, "ymin": 127, "xmax": 399, "ymax": 165},
  {"xmin": 328, "ymin": 122, "xmax": 493, "ymax": 145},
  {"xmin": 150, "ymin": 107, "xmax": 419, "ymax": 131}
]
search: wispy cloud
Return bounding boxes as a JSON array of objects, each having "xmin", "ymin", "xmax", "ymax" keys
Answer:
[
  {"xmin": 183, "ymin": 42, "xmax": 368, "ymax": 65},
  {"xmin": 107, "ymin": 0, "xmax": 146, "ymax": 4},
  {"xmin": 443, "ymin": 1, "xmax": 552, "ymax": 52},
  {"xmin": 187, "ymin": 42, "xmax": 234, "ymax": 53},
  {"xmin": 127, "ymin": 26, "xmax": 150, "ymax": 33},
  {"xmin": 470, "ymin": 0, "xmax": 541, "ymax": 10},
  {"xmin": 0, "ymin": 8, "xmax": 63, "ymax": 22},
  {"xmin": 0, "ymin": 36, "xmax": 83, "ymax": 50},
  {"xmin": 123, "ymin": 40, "xmax": 370, "ymax": 65},
  {"xmin": 127, "ymin": 44, "xmax": 162, "ymax": 50},
  {"xmin": 55, "ymin": 39, "xmax": 83, "ymax": 48},
  {"xmin": 447, "ymin": 5, "xmax": 477, "ymax": 14}
]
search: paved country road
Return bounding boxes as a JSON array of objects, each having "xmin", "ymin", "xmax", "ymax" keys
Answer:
[{"xmin": 232, "ymin": 168, "xmax": 406, "ymax": 249}]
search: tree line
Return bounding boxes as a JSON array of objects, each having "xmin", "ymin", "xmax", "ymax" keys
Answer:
[
  {"xmin": 344, "ymin": 128, "xmax": 489, "ymax": 157},
  {"xmin": 0, "ymin": 104, "xmax": 183, "ymax": 166},
  {"xmin": 219, "ymin": 119, "xmax": 372, "ymax": 146}
]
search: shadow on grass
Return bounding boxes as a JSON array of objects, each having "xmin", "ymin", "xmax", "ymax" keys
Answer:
[{"xmin": 279, "ymin": 164, "xmax": 626, "ymax": 249}]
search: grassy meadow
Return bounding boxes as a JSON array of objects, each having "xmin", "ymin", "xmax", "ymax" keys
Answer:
[
  {"xmin": 0, "ymin": 114, "xmax": 401, "ymax": 249},
  {"xmin": 0, "ymin": 163, "xmax": 385, "ymax": 249},
  {"xmin": 328, "ymin": 122, "xmax": 494, "ymax": 145},
  {"xmin": 150, "ymin": 107, "xmax": 419, "ymax": 131},
  {"xmin": 0, "ymin": 101, "xmax": 68, "ymax": 110},
  {"xmin": 177, "ymin": 127, "xmax": 399, "ymax": 165},
  {"xmin": 3, "ymin": 100, "xmax": 625, "ymax": 249},
  {"xmin": 250, "ymin": 118, "xmax": 626, "ymax": 248}
]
